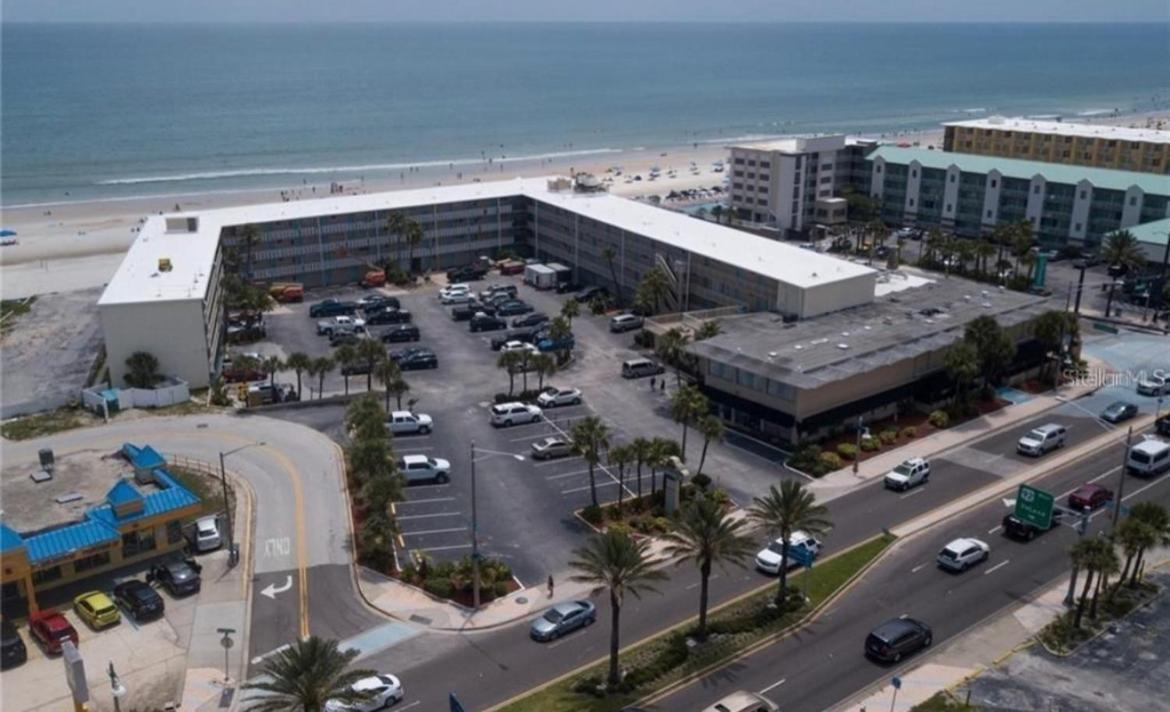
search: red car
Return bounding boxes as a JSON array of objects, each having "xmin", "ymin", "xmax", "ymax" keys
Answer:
[
  {"xmin": 1068, "ymin": 483, "xmax": 1113, "ymax": 512},
  {"xmin": 29, "ymin": 611, "xmax": 78, "ymax": 655}
]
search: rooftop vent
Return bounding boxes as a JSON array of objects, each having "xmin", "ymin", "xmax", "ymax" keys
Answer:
[
  {"xmin": 837, "ymin": 343, "xmax": 849, "ymax": 350},
  {"xmin": 158, "ymin": 258, "xmax": 173, "ymax": 272}
]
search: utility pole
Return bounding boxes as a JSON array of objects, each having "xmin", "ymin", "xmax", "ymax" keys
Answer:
[
  {"xmin": 219, "ymin": 451, "xmax": 235, "ymax": 559},
  {"xmin": 470, "ymin": 440, "xmax": 481, "ymax": 609},
  {"xmin": 1073, "ymin": 264, "xmax": 1087, "ymax": 315},
  {"xmin": 1111, "ymin": 426, "xmax": 1133, "ymax": 534}
]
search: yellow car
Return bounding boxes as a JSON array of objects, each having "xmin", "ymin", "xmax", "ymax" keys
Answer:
[{"xmin": 74, "ymin": 591, "xmax": 120, "ymax": 630}]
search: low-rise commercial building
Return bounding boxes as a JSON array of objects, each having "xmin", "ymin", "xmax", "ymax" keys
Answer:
[
  {"xmin": 687, "ymin": 277, "xmax": 1054, "ymax": 444},
  {"xmin": 0, "ymin": 444, "xmax": 201, "ymax": 614},
  {"xmin": 99, "ymin": 177, "xmax": 877, "ymax": 387},
  {"xmin": 943, "ymin": 117, "xmax": 1170, "ymax": 174}
]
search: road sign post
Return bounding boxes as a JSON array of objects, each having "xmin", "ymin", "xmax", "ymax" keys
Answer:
[{"xmin": 1014, "ymin": 484, "xmax": 1056, "ymax": 530}]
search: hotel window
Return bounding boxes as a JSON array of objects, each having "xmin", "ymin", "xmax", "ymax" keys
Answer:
[
  {"xmin": 1079, "ymin": 190, "xmax": 1086, "ymax": 199},
  {"xmin": 949, "ymin": 175, "xmax": 956, "ymax": 183},
  {"xmin": 946, "ymin": 204, "xmax": 953, "ymax": 212},
  {"xmin": 819, "ymin": 177, "xmax": 831, "ymax": 184},
  {"xmin": 734, "ymin": 158, "xmax": 745, "ymax": 165},
  {"xmin": 74, "ymin": 551, "xmax": 112, "ymax": 574},
  {"xmin": 167, "ymin": 520, "xmax": 184, "ymax": 545},
  {"xmin": 911, "ymin": 169, "xmax": 917, "ymax": 178},
  {"xmin": 909, "ymin": 198, "xmax": 915, "ymax": 207},
  {"xmin": 748, "ymin": 160, "xmax": 757, "ymax": 166},
  {"xmin": 760, "ymin": 161, "xmax": 770, "ymax": 168},
  {"xmin": 33, "ymin": 566, "xmax": 63, "ymax": 586},
  {"xmin": 1033, "ymin": 186, "xmax": 1041, "ymax": 194},
  {"xmin": 990, "ymin": 179, "xmax": 997, "ymax": 188},
  {"xmin": 792, "ymin": 187, "xmax": 799, "ymax": 198},
  {"xmin": 1129, "ymin": 197, "xmax": 1137, "ymax": 206},
  {"xmin": 122, "ymin": 530, "xmax": 157, "ymax": 559},
  {"xmin": 1075, "ymin": 223, "xmax": 1083, "ymax": 232},
  {"xmin": 820, "ymin": 163, "xmax": 832, "ymax": 171},
  {"xmin": 986, "ymin": 210, "xmax": 993, "ymax": 218},
  {"xmin": 794, "ymin": 156, "xmax": 802, "ymax": 168}
]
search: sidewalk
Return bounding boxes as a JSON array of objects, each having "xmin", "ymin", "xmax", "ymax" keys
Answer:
[{"xmin": 835, "ymin": 547, "xmax": 1170, "ymax": 712}]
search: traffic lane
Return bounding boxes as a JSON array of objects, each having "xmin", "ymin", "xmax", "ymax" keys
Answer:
[
  {"xmin": 307, "ymin": 563, "xmax": 391, "ymax": 641},
  {"xmin": 649, "ymin": 444, "xmax": 1161, "ymax": 712},
  {"xmin": 249, "ymin": 567, "xmax": 302, "ymax": 670},
  {"xmin": 969, "ymin": 412, "xmax": 1101, "ymax": 462}
]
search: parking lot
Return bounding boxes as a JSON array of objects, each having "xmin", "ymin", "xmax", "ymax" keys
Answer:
[{"xmin": 259, "ymin": 273, "xmax": 806, "ymax": 584}]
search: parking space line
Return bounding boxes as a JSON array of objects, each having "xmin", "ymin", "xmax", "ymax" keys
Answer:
[
  {"xmin": 535, "ymin": 458, "xmax": 582, "ymax": 469},
  {"xmin": 562, "ymin": 480, "xmax": 623, "ymax": 495},
  {"xmin": 397, "ymin": 512, "xmax": 463, "ymax": 521},
  {"xmin": 511, "ymin": 432, "xmax": 560, "ymax": 442},
  {"xmin": 396, "ymin": 446, "xmax": 435, "ymax": 453},
  {"xmin": 401, "ymin": 526, "xmax": 467, "ymax": 537},
  {"xmin": 545, "ymin": 468, "xmax": 593, "ymax": 480},
  {"xmin": 412, "ymin": 543, "xmax": 473, "ymax": 552},
  {"xmin": 398, "ymin": 496, "xmax": 456, "ymax": 505}
]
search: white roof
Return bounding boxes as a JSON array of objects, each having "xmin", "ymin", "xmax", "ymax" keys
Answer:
[
  {"xmin": 100, "ymin": 175, "xmax": 874, "ymax": 306},
  {"xmin": 729, "ymin": 135, "xmax": 874, "ymax": 154},
  {"xmin": 944, "ymin": 117, "xmax": 1170, "ymax": 144}
]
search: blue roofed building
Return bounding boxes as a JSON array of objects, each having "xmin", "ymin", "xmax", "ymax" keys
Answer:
[{"xmin": 0, "ymin": 443, "xmax": 202, "ymax": 615}]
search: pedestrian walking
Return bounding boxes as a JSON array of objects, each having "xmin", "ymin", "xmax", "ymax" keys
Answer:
[
  {"xmin": 547, "ymin": 574, "xmax": 555, "ymax": 598},
  {"xmin": 660, "ymin": 380, "xmax": 666, "ymax": 393},
  {"xmin": 649, "ymin": 376, "xmax": 656, "ymax": 390}
]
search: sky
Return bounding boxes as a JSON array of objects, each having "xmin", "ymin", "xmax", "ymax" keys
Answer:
[{"xmin": 3, "ymin": 0, "xmax": 1167, "ymax": 24}]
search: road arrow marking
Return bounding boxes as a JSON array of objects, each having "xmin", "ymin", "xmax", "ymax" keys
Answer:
[
  {"xmin": 261, "ymin": 575, "xmax": 293, "ymax": 599},
  {"xmin": 1003, "ymin": 498, "xmax": 1017, "ymax": 508}
]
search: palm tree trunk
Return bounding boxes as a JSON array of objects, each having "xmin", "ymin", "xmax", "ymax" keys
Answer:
[
  {"xmin": 608, "ymin": 590, "xmax": 622, "ymax": 686},
  {"xmin": 366, "ymin": 368, "xmax": 373, "ymax": 392},
  {"xmin": 1074, "ymin": 570, "xmax": 1094, "ymax": 628},
  {"xmin": 384, "ymin": 386, "xmax": 391, "ymax": 413},
  {"xmin": 343, "ymin": 375, "xmax": 350, "ymax": 396},
  {"xmin": 776, "ymin": 539, "xmax": 790, "ymax": 607},
  {"xmin": 521, "ymin": 367, "xmax": 528, "ymax": 393},
  {"xmin": 318, "ymin": 374, "xmax": 326, "ymax": 399},
  {"xmin": 296, "ymin": 372, "xmax": 303, "ymax": 397},
  {"xmin": 396, "ymin": 390, "xmax": 404, "ymax": 410},
  {"xmin": 1118, "ymin": 553, "xmax": 1135, "ymax": 592},
  {"xmin": 698, "ymin": 438, "xmax": 710, "ymax": 475},
  {"xmin": 617, "ymin": 464, "xmax": 625, "ymax": 510},
  {"xmin": 680, "ymin": 423, "xmax": 689, "ymax": 462},
  {"xmin": 1131, "ymin": 547, "xmax": 1147, "ymax": 586},
  {"xmin": 588, "ymin": 463, "xmax": 599, "ymax": 508},
  {"xmin": 698, "ymin": 560, "xmax": 711, "ymax": 639},
  {"xmin": 1091, "ymin": 571, "xmax": 1104, "ymax": 619},
  {"xmin": 508, "ymin": 371, "xmax": 515, "ymax": 396},
  {"xmin": 635, "ymin": 461, "xmax": 644, "ymax": 498},
  {"xmin": 650, "ymin": 466, "xmax": 657, "ymax": 496}
]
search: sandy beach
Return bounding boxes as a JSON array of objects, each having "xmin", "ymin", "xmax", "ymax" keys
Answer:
[{"xmin": 2, "ymin": 110, "xmax": 1166, "ymax": 300}]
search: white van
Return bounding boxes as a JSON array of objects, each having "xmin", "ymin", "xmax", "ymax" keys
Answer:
[
  {"xmin": 1127, "ymin": 438, "xmax": 1170, "ymax": 477},
  {"xmin": 621, "ymin": 358, "xmax": 665, "ymax": 379}
]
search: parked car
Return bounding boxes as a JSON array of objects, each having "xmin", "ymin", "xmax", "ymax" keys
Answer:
[
  {"xmin": 491, "ymin": 402, "xmax": 542, "ymax": 427},
  {"xmin": 609, "ymin": 313, "xmax": 644, "ymax": 333},
  {"xmin": 1127, "ymin": 438, "xmax": 1170, "ymax": 477},
  {"xmin": 317, "ymin": 315, "xmax": 364, "ymax": 336},
  {"xmin": 495, "ymin": 300, "xmax": 535, "ymax": 316},
  {"xmin": 537, "ymin": 386, "xmax": 582, "ymax": 408},
  {"xmin": 491, "ymin": 328, "xmax": 539, "ymax": 350},
  {"xmin": 499, "ymin": 340, "xmax": 539, "ymax": 355},
  {"xmin": 936, "ymin": 538, "xmax": 990, "ymax": 573},
  {"xmin": 447, "ymin": 265, "xmax": 488, "ymax": 282},
  {"xmin": 330, "ymin": 329, "xmax": 369, "ymax": 347},
  {"xmin": 1002, "ymin": 508, "xmax": 1064, "ymax": 541},
  {"xmin": 479, "ymin": 284, "xmax": 517, "ymax": 301},
  {"xmin": 450, "ymin": 304, "xmax": 478, "ymax": 321},
  {"xmin": 150, "ymin": 559, "xmax": 202, "ymax": 597},
  {"xmin": 365, "ymin": 308, "xmax": 412, "ymax": 325},
  {"xmin": 483, "ymin": 291, "xmax": 516, "ymax": 307},
  {"xmin": 470, "ymin": 313, "xmax": 508, "ymax": 333},
  {"xmin": 1067, "ymin": 483, "xmax": 1113, "ymax": 511},
  {"xmin": 883, "ymin": 457, "xmax": 931, "ymax": 491},
  {"xmin": 529, "ymin": 600, "xmax": 596, "ymax": 641},
  {"xmin": 701, "ymin": 691, "xmax": 779, "ymax": 712},
  {"xmin": 1100, "ymin": 401, "xmax": 1138, "ymax": 423},
  {"xmin": 324, "ymin": 674, "xmax": 405, "ymax": 712},
  {"xmin": 1137, "ymin": 374, "xmax": 1169, "ymax": 396},
  {"xmin": 386, "ymin": 410, "xmax": 433, "ymax": 435},
  {"xmin": 391, "ymin": 347, "xmax": 438, "ymax": 370},
  {"xmin": 400, "ymin": 454, "xmax": 451, "ymax": 484},
  {"xmin": 309, "ymin": 299, "xmax": 356, "ymax": 318},
  {"xmin": 192, "ymin": 515, "xmax": 222, "ymax": 552},
  {"xmin": 531, "ymin": 436, "xmax": 574, "ymax": 460},
  {"xmin": 621, "ymin": 358, "xmax": 664, "ymax": 379},
  {"xmin": 575, "ymin": 285, "xmax": 608, "ymax": 302},
  {"xmin": 1159, "ymin": 414, "xmax": 1170, "ymax": 437},
  {"xmin": 381, "ymin": 324, "xmax": 421, "ymax": 343},
  {"xmin": 754, "ymin": 531, "xmax": 822, "ymax": 574},
  {"xmin": 1107, "ymin": 263, "xmax": 1129, "ymax": 278},
  {"xmin": 1016, "ymin": 423, "xmax": 1067, "ymax": 456},
  {"xmin": 865, "ymin": 616, "xmax": 932, "ymax": 663},
  {"xmin": 359, "ymin": 295, "xmax": 400, "ymax": 313},
  {"xmin": 439, "ymin": 283, "xmax": 471, "ymax": 300},
  {"xmin": 113, "ymin": 580, "xmax": 165, "ymax": 622},
  {"xmin": 29, "ymin": 612, "xmax": 78, "ymax": 655},
  {"xmin": 511, "ymin": 312, "xmax": 550, "ymax": 329},
  {"xmin": 536, "ymin": 334, "xmax": 575, "ymax": 352},
  {"xmin": 1, "ymin": 618, "xmax": 27, "ymax": 668},
  {"xmin": 73, "ymin": 591, "xmax": 120, "ymax": 630}
]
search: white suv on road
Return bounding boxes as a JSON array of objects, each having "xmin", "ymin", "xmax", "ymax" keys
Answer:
[
  {"xmin": 936, "ymin": 538, "xmax": 990, "ymax": 572},
  {"xmin": 399, "ymin": 454, "xmax": 450, "ymax": 484},
  {"xmin": 491, "ymin": 402, "xmax": 542, "ymax": 427},
  {"xmin": 1016, "ymin": 423, "xmax": 1067, "ymax": 456},
  {"xmin": 1137, "ymin": 374, "xmax": 1169, "ymax": 396},
  {"xmin": 754, "ymin": 531, "xmax": 822, "ymax": 574},
  {"xmin": 884, "ymin": 458, "xmax": 931, "ymax": 491},
  {"xmin": 386, "ymin": 411, "xmax": 433, "ymax": 435}
]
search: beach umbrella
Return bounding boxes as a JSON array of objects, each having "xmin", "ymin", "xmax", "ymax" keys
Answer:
[{"xmin": 0, "ymin": 230, "xmax": 16, "ymax": 237}]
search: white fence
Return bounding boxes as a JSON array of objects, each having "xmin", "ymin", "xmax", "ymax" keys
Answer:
[{"xmin": 81, "ymin": 377, "xmax": 190, "ymax": 412}]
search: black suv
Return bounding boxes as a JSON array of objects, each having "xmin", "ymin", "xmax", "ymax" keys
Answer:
[
  {"xmin": 114, "ymin": 580, "xmax": 166, "ymax": 622},
  {"xmin": 309, "ymin": 299, "xmax": 356, "ymax": 318},
  {"xmin": 470, "ymin": 313, "xmax": 508, "ymax": 333},
  {"xmin": 448, "ymin": 265, "xmax": 488, "ymax": 282},
  {"xmin": 575, "ymin": 285, "xmax": 608, "ymax": 303},
  {"xmin": 865, "ymin": 616, "xmax": 932, "ymax": 663},
  {"xmin": 495, "ymin": 300, "xmax": 534, "ymax": 317},
  {"xmin": 150, "ymin": 559, "xmax": 202, "ymax": 597},
  {"xmin": 1157, "ymin": 414, "xmax": 1170, "ymax": 437},
  {"xmin": 382, "ymin": 324, "xmax": 421, "ymax": 343},
  {"xmin": 1002, "ymin": 508, "xmax": 1064, "ymax": 541},
  {"xmin": 361, "ymin": 296, "xmax": 400, "ymax": 313},
  {"xmin": 1, "ymin": 618, "xmax": 26, "ymax": 669},
  {"xmin": 391, "ymin": 347, "xmax": 438, "ymax": 371},
  {"xmin": 511, "ymin": 313, "xmax": 549, "ymax": 329},
  {"xmin": 366, "ymin": 308, "xmax": 412, "ymax": 325}
]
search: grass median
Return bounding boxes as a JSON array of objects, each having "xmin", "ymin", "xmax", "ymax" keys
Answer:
[{"xmin": 498, "ymin": 533, "xmax": 895, "ymax": 712}]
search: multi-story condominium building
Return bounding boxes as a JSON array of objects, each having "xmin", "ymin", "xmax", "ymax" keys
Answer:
[
  {"xmin": 99, "ymin": 177, "xmax": 876, "ymax": 388},
  {"xmin": 726, "ymin": 135, "xmax": 875, "ymax": 236},
  {"xmin": 866, "ymin": 146, "xmax": 1170, "ymax": 250},
  {"xmin": 943, "ymin": 117, "xmax": 1170, "ymax": 175}
]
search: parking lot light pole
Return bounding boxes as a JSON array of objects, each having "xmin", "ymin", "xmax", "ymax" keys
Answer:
[
  {"xmin": 469, "ymin": 442, "xmax": 526, "ymax": 609},
  {"xmin": 219, "ymin": 441, "xmax": 264, "ymax": 567}
]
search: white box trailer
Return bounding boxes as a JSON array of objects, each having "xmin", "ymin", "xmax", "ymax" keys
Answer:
[
  {"xmin": 524, "ymin": 263, "xmax": 558, "ymax": 290},
  {"xmin": 547, "ymin": 262, "xmax": 572, "ymax": 286}
]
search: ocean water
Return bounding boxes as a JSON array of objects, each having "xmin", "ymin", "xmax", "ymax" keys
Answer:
[{"xmin": 1, "ymin": 22, "xmax": 1167, "ymax": 207}]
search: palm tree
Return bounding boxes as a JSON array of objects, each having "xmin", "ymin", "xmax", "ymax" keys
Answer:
[
  {"xmin": 646, "ymin": 437, "xmax": 681, "ymax": 496},
  {"xmin": 375, "ymin": 359, "xmax": 403, "ymax": 412},
  {"xmin": 1100, "ymin": 229, "xmax": 1145, "ymax": 276},
  {"xmin": 568, "ymin": 529, "xmax": 667, "ymax": 687},
  {"xmin": 1070, "ymin": 537, "xmax": 1098, "ymax": 628},
  {"xmin": 285, "ymin": 352, "xmax": 312, "ymax": 399},
  {"xmin": 560, "ymin": 298, "xmax": 580, "ymax": 327},
  {"xmin": 570, "ymin": 415, "xmax": 611, "ymax": 508},
  {"xmin": 261, "ymin": 355, "xmax": 283, "ymax": 391},
  {"xmin": 944, "ymin": 341, "xmax": 980, "ymax": 409},
  {"xmin": 355, "ymin": 338, "xmax": 386, "ymax": 392},
  {"xmin": 695, "ymin": 414, "xmax": 725, "ymax": 476},
  {"xmin": 405, "ymin": 220, "xmax": 425, "ymax": 273},
  {"xmin": 974, "ymin": 238, "xmax": 997, "ymax": 278},
  {"xmin": 630, "ymin": 437, "xmax": 652, "ymax": 499},
  {"xmin": 655, "ymin": 327, "xmax": 690, "ymax": 386},
  {"xmin": 532, "ymin": 352, "xmax": 557, "ymax": 390},
  {"xmin": 1088, "ymin": 537, "xmax": 1119, "ymax": 620},
  {"xmin": 1114, "ymin": 515, "xmax": 1156, "ymax": 596},
  {"xmin": 670, "ymin": 384, "xmax": 708, "ymax": 461},
  {"xmin": 636, "ymin": 266, "xmax": 672, "ymax": 315},
  {"xmin": 748, "ymin": 481, "xmax": 833, "ymax": 608},
  {"xmin": 309, "ymin": 356, "xmax": 334, "ymax": 399},
  {"xmin": 1031, "ymin": 310, "xmax": 1072, "ymax": 385},
  {"xmin": 608, "ymin": 443, "xmax": 634, "ymax": 510},
  {"xmin": 1128, "ymin": 502, "xmax": 1170, "ymax": 586},
  {"xmin": 242, "ymin": 636, "xmax": 375, "ymax": 711},
  {"xmin": 662, "ymin": 497, "xmax": 754, "ymax": 639},
  {"xmin": 334, "ymin": 344, "xmax": 358, "ymax": 396},
  {"xmin": 385, "ymin": 211, "xmax": 407, "ymax": 272},
  {"xmin": 496, "ymin": 350, "xmax": 523, "ymax": 396},
  {"xmin": 547, "ymin": 316, "xmax": 573, "ymax": 363},
  {"xmin": 517, "ymin": 350, "xmax": 534, "ymax": 393},
  {"xmin": 694, "ymin": 320, "xmax": 721, "ymax": 341},
  {"xmin": 603, "ymin": 246, "xmax": 623, "ymax": 307},
  {"xmin": 1011, "ymin": 222, "xmax": 1034, "ymax": 278}
]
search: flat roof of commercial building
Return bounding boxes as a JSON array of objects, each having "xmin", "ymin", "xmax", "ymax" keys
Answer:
[
  {"xmin": 1131, "ymin": 217, "xmax": 1170, "ymax": 248},
  {"xmin": 729, "ymin": 135, "xmax": 875, "ymax": 154},
  {"xmin": 100, "ymin": 176, "xmax": 876, "ymax": 305},
  {"xmin": 688, "ymin": 277, "xmax": 1052, "ymax": 390},
  {"xmin": 869, "ymin": 146, "xmax": 1170, "ymax": 196},
  {"xmin": 943, "ymin": 117, "xmax": 1170, "ymax": 145}
]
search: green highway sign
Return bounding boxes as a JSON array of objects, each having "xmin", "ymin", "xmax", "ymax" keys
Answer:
[{"xmin": 1015, "ymin": 484, "xmax": 1055, "ymax": 529}]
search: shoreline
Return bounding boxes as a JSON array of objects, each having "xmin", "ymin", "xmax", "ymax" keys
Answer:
[{"xmin": 1, "ymin": 109, "xmax": 1167, "ymax": 300}]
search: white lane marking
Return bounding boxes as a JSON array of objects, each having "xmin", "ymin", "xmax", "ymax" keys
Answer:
[
  {"xmin": 410, "ymin": 543, "xmax": 474, "ymax": 552},
  {"xmin": 685, "ymin": 574, "xmax": 720, "ymax": 590},
  {"xmin": 759, "ymin": 678, "xmax": 787, "ymax": 695},
  {"xmin": 400, "ymin": 526, "xmax": 467, "ymax": 537},
  {"xmin": 546, "ymin": 468, "xmax": 594, "ymax": 480},
  {"xmin": 396, "ymin": 446, "xmax": 435, "ymax": 453},
  {"xmin": 535, "ymin": 457, "xmax": 583, "ymax": 468},
  {"xmin": 984, "ymin": 560, "xmax": 1010, "ymax": 575},
  {"xmin": 511, "ymin": 432, "xmax": 562, "ymax": 443},
  {"xmin": 562, "ymin": 480, "xmax": 623, "ymax": 495},
  {"xmin": 397, "ymin": 497, "xmax": 456, "ymax": 505},
  {"xmin": 251, "ymin": 643, "xmax": 291, "ymax": 665},
  {"xmin": 396, "ymin": 512, "xmax": 463, "ymax": 521},
  {"xmin": 911, "ymin": 563, "xmax": 929, "ymax": 573},
  {"xmin": 899, "ymin": 488, "xmax": 926, "ymax": 500},
  {"xmin": 263, "ymin": 537, "xmax": 291, "ymax": 557},
  {"xmin": 988, "ymin": 525, "xmax": 1003, "ymax": 534},
  {"xmin": 395, "ymin": 701, "xmax": 421, "ymax": 711}
]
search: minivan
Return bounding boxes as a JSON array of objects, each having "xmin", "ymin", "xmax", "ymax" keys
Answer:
[
  {"xmin": 1127, "ymin": 438, "xmax": 1170, "ymax": 477},
  {"xmin": 865, "ymin": 616, "xmax": 932, "ymax": 663},
  {"xmin": 621, "ymin": 358, "xmax": 665, "ymax": 379},
  {"xmin": 1016, "ymin": 423, "xmax": 1066, "ymax": 456}
]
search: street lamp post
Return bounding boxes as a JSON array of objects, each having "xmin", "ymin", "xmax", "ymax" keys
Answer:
[
  {"xmin": 468, "ymin": 443, "xmax": 525, "ymax": 609},
  {"xmin": 219, "ymin": 442, "xmax": 264, "ymax": 568},
  {"xmin": 108, "ymin": 661, "xmax": 127, "ymax": 712}
]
